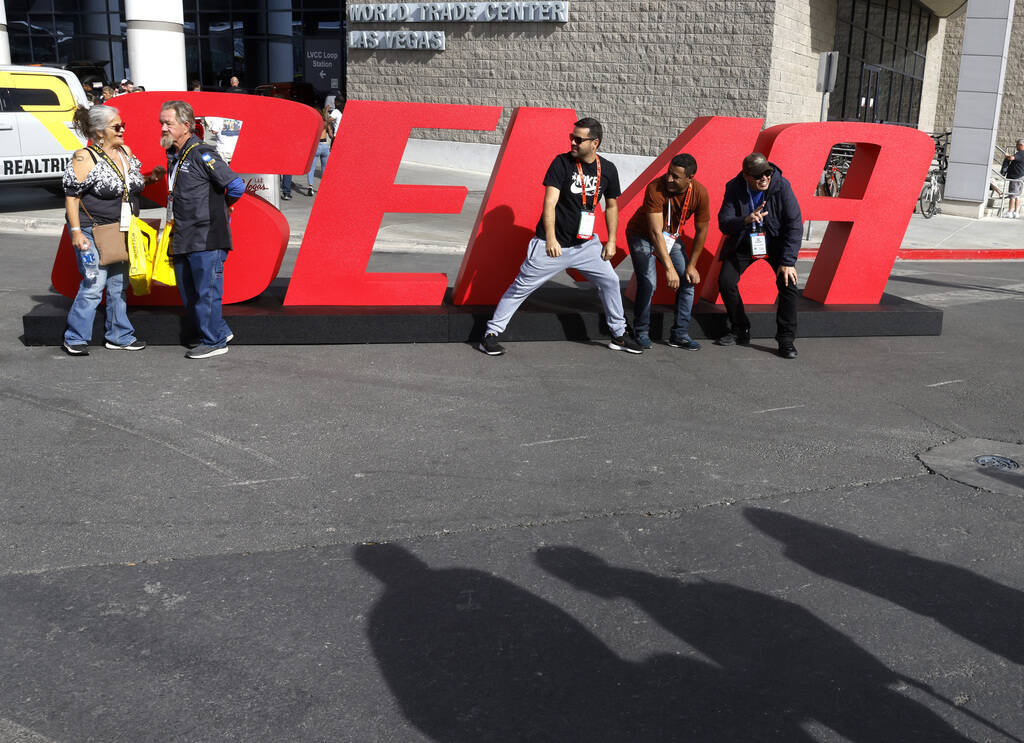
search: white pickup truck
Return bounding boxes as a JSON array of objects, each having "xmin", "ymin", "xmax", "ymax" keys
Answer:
[{"xmin": 0, "ymin": 64, "xmax": 90, "ymax": 185}]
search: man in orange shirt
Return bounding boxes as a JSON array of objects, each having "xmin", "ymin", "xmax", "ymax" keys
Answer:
[{"xmin": 624, "ymin": 154, "xmax": 710, "ymax": 349}]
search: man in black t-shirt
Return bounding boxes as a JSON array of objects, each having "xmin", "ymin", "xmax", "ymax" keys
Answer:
[{"xmin": 478, "ymin": 117, "xmax": 643, "ymax": 356}]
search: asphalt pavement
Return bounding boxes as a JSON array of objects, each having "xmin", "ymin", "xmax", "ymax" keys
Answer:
[{"xmin": 0, "ymin": 168, "xmax": 1022, "ymax": 742}]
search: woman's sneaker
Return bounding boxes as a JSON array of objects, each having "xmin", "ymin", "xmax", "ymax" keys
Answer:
[{"xmin": 105, "ymin": 339, "xmax": 147, "ymax": 350}]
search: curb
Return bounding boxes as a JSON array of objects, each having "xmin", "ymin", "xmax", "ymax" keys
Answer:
[{"xmin": 0, "ymin": 216, "xmax": 65, "ymax": 236}]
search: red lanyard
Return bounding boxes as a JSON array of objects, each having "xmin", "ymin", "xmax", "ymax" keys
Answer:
[
  {"xmin": 575, "ymin": 155, "xmax": 602, "ymax": 211},
  {"xmin": 666, "ymin": 184, "xmax": 692, "ymax": 238}
]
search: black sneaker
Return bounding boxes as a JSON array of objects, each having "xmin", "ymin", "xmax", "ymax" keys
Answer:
[
  {"xmin": 281, "ymin": 192, "xmax": 292, "ymax": 200},
  {"xmin": 105, "ymin": 339, "xmax": 147, "ymax": 351},
  {"xmin": 608, "ymin": 335, "xmax": 644, "ymax": 354},
  {"xmin": 778, "ymin": 340, "xmax": 798, "ymax": 359},
  {"xmin": 62, "ymin": 342, "xmax": 89, "ymax": 356},
  {"xmin": 717, "ymin": 330, "xmax": 750, "ymax": 346},
  {"xmin": 477, "ymin": 334, "xmax": 505, "ymax": 356}
]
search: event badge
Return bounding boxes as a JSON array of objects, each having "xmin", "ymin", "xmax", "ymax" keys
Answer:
[
  {"xmin": 577, "ymin": 210, "xmax": 596, "ymax": 240},
  {"xmin": 751, "ymin": 231, "xmax": 767, "ymax": 257},
  {"xmin": 662, "ymin": 231, "xmax": 678, "ymax": 248},
  {"xmin": 165, "ymin": 193, "xmax": 174, "ymax": 224},
  {"xmin": 120, "ymin": 201, "xmax": 131, "ymax": 231}
]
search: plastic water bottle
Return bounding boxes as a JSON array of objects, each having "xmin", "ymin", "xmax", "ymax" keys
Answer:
[{"xmin": 82, "ymin": 251, "xmax": 98, "ymax": 280}]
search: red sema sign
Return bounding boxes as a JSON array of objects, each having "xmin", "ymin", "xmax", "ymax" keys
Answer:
[{"xmin": 50, "ymin": 94, "xmax": 936, "ymax": 308}]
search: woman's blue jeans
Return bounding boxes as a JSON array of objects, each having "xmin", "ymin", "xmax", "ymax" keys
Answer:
[
  {"xmin": 64, "ymin": 225, "xmax": 136, "ymax": 346},
  {"xmin": 307, "ymin": 140, "xmax": 331, "ymax": 185}
]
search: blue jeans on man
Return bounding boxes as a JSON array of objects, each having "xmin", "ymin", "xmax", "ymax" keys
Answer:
[
  {"xmin": 64, "ymin": 225, "xmax": 137, "ymax": 346},
  {"xmin": 627, "ymin": 232, "xmax": 695, "ymax": 345},
  {"xmin": 173, "ymin": 249, "xmax": 231, "ymax": 348}
]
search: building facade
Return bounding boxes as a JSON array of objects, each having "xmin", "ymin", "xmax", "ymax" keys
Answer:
[{"xmin": 1, "ymin": 0, "xmax": 1020, "ymax": 213}]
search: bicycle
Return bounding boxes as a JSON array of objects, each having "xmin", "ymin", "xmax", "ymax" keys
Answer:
[
  {"xmin": 919, "ymin": 167, "xmax": 944, "ymax": 218},
  {"xmin": 919, "ymin": 132, "xmax": 950, "ymax": 218},
  {"xmin": 816, "ymin": 144, "xmax": 855, "ymax": 197}
]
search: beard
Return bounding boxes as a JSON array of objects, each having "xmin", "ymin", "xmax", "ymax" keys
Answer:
[{"xmin": 160, "ymin": 133, "xmax": 173, "ymax": 149}]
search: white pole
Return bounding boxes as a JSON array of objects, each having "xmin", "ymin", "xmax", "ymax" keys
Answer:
[
  {"xmin": 124, "ymin": 0, "xmax": 187, "ymax": 91},
  {"xmin": 0, "ymin": 1, "xmax": 12, "ymax": 66}
]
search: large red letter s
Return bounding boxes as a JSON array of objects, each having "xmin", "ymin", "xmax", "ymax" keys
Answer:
[
  {"xmin": 285, "ymin": 101, "xmax": 502, "ymax": 306},
  {"xmin": 51, "ymin": 92, "xmax": 322, "ymax": 305}
]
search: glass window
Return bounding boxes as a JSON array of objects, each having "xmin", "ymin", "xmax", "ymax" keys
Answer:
[
  {"xmin": 830, "ymin": 0, "xmax": 933, "ymax": 125},
  {"xmin": 5, "ymin": 87, "xmax": 60, "ymax": 109}
]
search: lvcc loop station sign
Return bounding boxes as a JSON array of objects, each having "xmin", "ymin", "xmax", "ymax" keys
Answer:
[{"xmin": 347, "ymin": 2, "xmax": 570, "ymax": 51}]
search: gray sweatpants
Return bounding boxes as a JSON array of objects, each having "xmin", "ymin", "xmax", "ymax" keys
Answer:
[{"xmin": 486, "ymin": 236, "xmax": 628, "ymax": 337}]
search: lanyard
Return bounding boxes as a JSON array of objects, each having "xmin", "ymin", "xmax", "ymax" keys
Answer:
[
  {"xmin": 747, "ymin": 187, "xmax": 765, "ymax": 233},
  {"xmin": 665, "ymin": 184, "xmax": 692, "ymax": 238},
  {"xmin": 90, "ymin": 145, "xmax": 130, "ymax": 202},
  {"xmin": 575, "ymin": 155, "xmax": 602, "ymax": 211},
  {"xmin": 168, "ymin": 141, "xmax": 202, "ymax": 194}
]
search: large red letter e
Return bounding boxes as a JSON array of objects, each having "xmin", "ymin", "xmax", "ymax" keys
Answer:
[{"xmin": 285, "ymin": 101, "xmax": 502, "ymax": 306}]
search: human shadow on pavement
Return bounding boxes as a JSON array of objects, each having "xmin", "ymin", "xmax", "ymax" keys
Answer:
[
  {"xmin": 887, "ymin": 273, "xmax": 1024, "ymax": 297},
  {"xmin": 355, "ymin": 542, "xmax": 740, "ymax": 741},
  {"xmin": 973, "ymin": 464, "xmax": 1024, "ymax": 492},
  {"xmin": 745, "ymin": 508, "xmax": 1024, "ymax": 666},
  {"xmin": 535, "ymin": 546, "xmax": 976, "ymax": 743},
  {"xmin": 356, "ymin": 541, "xmax": 971, "ymax": 742}
]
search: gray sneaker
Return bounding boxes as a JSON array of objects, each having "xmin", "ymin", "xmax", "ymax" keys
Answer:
[{"xmin": 186, "ymin": 344, "xmax": 228, "ymax": 359}]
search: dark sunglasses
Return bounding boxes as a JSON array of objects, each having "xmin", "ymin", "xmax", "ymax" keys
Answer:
[
  {"xmin": 110, "ymin": 123, "xmax": 126, "ymax": 132},
  {"xmin": 569, "ymin": 134, "xmax": 597, "ymax": 145},
  {"xmin": 745, "ymin": 168, "xmax": 773, "ymax": 180}
]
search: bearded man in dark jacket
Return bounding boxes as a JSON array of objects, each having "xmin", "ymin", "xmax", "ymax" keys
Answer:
[{"xmin": 716, "ymin": 152, "xmax": 803, "ymax": 359}]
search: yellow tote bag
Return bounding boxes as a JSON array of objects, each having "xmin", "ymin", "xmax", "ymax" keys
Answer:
[
  {"xmin": 127, "ymin": 216, "xmax": 157, "ymax": 296},
  {"xmin": 152, "ymin": 222, "xmax": 177, "ymax": 287}
]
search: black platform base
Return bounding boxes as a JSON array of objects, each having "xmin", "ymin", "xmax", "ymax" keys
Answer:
[{"xmin": 23, "ymin": 285, "xmax": 942, "ymax": 346}]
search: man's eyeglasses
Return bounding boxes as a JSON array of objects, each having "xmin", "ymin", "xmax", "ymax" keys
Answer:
[
  {"xmin": 110, "ymin": 123, "xmax": 126, "ymax": 133},
  {"xmin": 745, "ymin": 168, "xmax": 773, "ymax": 180},
  {"xmin": 569, "ymin": 134, "xmax": 597, "ymax": 145}
]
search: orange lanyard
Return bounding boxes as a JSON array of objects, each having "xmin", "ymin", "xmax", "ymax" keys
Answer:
[
  {"xmin": 575, "ymin": 155, "xmax": 602, "ymax": 211},
  {"xmin": 666, "ymin": 184, "xmax": 692, "ymax": 238}
]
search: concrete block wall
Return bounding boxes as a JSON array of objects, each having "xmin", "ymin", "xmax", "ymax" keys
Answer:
[
  {"xmin": 346, "ymin": 1, "xmax": 777, "ymax": 157},
  {"xmin": 917, "ymin": 14, "xmax": 946, "ymax": 134},
  {"xmin": 933, "ymin": 6, "xmax": 965, "ymax": 135},
  {"xmin": 765, "ymin": 0, "xmax": 837, "ymax": 126}
]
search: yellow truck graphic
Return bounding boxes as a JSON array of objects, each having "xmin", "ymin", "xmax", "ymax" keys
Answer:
[{"xmin": 0, "ymin": 65, "xmax": 89, "ymax": 184}]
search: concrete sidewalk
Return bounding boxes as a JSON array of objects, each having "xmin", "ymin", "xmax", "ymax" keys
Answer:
[{"xmin": 3, "ymin": 162, "xmax": 1023, "ymax": 257}]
